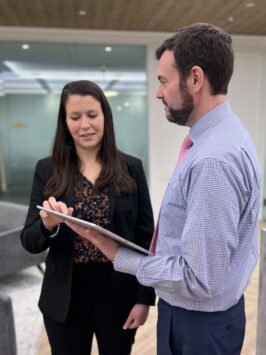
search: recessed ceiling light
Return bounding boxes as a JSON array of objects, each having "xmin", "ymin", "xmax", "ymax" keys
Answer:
[
  {"xmin": 245, "ymin": 2, "xmax": 255, "ymax": 8},
  {"xmin": 117, "ymin": 106, "xmax": 122, "ymax": 111},
  {"xmin": 78, "ymin": 10, "xmax": 87, "ymax": 16},
  {"xmin": 124, "ymin": 102, "xmax": 130, "ymax": 107},
  {"xmin": 22, "ymin": 44, "xmax": 30, "ymax": 50},
  {"xmin": 227, "ymin": 16, "xmax": 235, "ymax": 23},
  {"xmin": 105, "ymin": 46, "xmax": 112, "ymax": 52},
  {"xmin": 104, "ymin": 91, "xmax": 119, "ymax": 97}
]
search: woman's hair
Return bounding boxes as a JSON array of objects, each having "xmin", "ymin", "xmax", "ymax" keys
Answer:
[{"xmin": 44, "ymin": 80, "xmax": 136, "ymax": 198}]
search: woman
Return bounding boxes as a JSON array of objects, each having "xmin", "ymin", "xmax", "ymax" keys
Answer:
[{"xmin": 20, "ymin": 80, "xmax": 155, "ymax": 355}]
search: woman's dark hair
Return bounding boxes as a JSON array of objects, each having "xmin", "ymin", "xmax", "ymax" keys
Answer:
[
  {"xmin": 156, "ymin": 23, "xmax": 234, "ymax": 95},
  {"xmin": 44, "ymin": 80, "xmax": 136, "ymax": 198}
]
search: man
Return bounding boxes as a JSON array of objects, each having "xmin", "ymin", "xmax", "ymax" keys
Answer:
[{"xmin": 67, "ymin": 23, "xmax": 261, "ymax": 355}]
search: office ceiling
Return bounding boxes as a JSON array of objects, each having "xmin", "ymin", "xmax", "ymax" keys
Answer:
[
  {"xmin": 0, "ymin": 0, "xmax": 265, "ymax": 36},
  {"xmin": 0, "ymin": 42, "xmax": 147, "ymax": 95},
  {"xmin": 1, "ymin": 0, "xmax": 265, "ymax": 97}
]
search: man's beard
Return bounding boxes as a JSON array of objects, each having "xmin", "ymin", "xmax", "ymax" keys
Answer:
[{"xmin": 165, "ymin": 82, "xmax": 193, "ymax": 126}]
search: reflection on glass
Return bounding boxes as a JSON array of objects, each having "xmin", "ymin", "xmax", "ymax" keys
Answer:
[{"xmin": 0, "ymin": 42, "xmax": 148, "ymax": 204}]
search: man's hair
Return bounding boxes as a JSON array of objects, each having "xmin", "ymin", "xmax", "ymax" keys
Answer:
[{"xmin": 156, "ymin": 23, "xmax": 234, "ymax": 95}]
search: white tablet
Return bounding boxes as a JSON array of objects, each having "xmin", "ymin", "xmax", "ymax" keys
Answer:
[{"xmin": 37, "ymin": 205, "xmax": 152, "ymax": 255}]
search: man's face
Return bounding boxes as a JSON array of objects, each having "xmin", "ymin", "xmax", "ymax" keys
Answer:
[{"xmin": 156, "ymin": 50, "xmax": 193, "ymax": 126}]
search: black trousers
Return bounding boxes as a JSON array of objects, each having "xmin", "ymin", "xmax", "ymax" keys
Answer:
[
  {"xmin": 44, "ymin": 262, "xmax": 136, "ymax": 355},
  {"xmin": 157, "ymin": 296, "xmax": 245, "ymax": 355}
]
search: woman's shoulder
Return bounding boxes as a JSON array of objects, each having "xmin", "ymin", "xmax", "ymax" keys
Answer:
[
  {"xmin": 119, "ymin": 151, "xmax": 142, "ymax": 168},
  {"xmin": 35, "ymin": 156, "xmax": 52, "ymax": 174}
]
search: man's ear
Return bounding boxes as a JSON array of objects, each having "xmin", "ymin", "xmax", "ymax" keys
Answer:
[{"xmin": 188, "ymin": 66, "xmax": 204, "ymax": 93}]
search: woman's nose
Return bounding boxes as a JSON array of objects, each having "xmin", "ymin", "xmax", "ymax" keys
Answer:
[{"xmin": 80, "ymin": 116, "xmax": 90, "ymax": 129}]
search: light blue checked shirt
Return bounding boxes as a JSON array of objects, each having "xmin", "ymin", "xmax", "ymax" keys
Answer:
[{"xmin": 114, "ymin": 101, "xmax": 261, "ymax": 312}]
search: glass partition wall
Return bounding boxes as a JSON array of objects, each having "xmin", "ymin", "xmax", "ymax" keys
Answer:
[{"xmin": 0, "ymin": 41, "xmax": 148, "ymax": 204}]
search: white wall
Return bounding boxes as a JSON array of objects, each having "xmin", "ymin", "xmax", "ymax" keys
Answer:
[
  {"xmin": 228, "ymin": 38, "xmax": 266, "ymax": 219},
  {"xmin": 0, "ymin": 27, "xmax": 266, "ymax": 219}
]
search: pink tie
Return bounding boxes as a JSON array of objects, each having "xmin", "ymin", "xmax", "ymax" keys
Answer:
[
  {"xmin": 176, "ymin": 135, "xmax": 193, "ymax": 166},
  {"xmin": 150, "ymin": 135, "xmax": 193, "ymax": 254}
]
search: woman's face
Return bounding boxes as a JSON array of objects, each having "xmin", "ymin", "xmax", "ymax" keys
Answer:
[{"xmin": 65, "ymin": 94, "xmax": 104, "ymax": 154}]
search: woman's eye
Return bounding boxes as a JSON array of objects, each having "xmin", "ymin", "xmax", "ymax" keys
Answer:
[{"xmin": 88, "ymin": 114, "xmax": 97, "ymax": 119}]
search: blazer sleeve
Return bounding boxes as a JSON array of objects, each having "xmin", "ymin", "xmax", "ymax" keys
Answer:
[
  {"xmin": 20, "ymin": 159, "xmax": 57, "ymax": 253},
  {"xmin": 132, "ymin": 159, "xmax": 156, "ymax": 305}
]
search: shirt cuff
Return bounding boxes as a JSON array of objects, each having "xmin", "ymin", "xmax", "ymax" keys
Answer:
[
  {"xmin": 49, "ymin": 224, "xmax": 60, "ymax": 238},
  {"xmin": 41, "ymin": 222, "xmax": 60, "ymax": 239},
  {"xmin": 113, "ymin": 247, "xmax": 146, "ymax": 276}
]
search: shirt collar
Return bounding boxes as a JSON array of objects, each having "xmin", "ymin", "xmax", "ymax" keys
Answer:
[{"xmin": 189, "ymin": 101, "xmax": 233, "ymax": 143}]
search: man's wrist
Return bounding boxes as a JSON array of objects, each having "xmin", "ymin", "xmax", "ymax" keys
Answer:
[{"xmin": 113, "ymin": 247, "xmax": 144, "ymax": 276}]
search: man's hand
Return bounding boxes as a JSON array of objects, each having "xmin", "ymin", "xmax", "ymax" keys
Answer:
[{"xmin": 65, "ymin": 221, "xmax": 120, "ymax": 261}]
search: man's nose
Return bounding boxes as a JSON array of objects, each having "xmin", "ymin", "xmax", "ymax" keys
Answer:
[{"xmin": 156, "ymin": 86, "xmax": 163, "ymax": 99}]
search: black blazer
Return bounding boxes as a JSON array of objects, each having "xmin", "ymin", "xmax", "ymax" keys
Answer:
[{"xmin": 20, "ymin": 153, "xmax": 155, "ymax": 323}]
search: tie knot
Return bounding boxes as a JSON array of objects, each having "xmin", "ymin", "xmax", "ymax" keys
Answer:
[
  {"xmin": 176, "ymin": 135, "xmax": 193, "ymax": 166},
  {"xmin": 182, "ymin": 135, "xmax": 193, "ymax": 150}
]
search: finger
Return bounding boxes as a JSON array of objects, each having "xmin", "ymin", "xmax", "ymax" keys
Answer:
[
  {"xmin": 40, "ymin": 201, "xmax": 51, "ymax": 218},
  {"xmin": 43, "ymin": 200, "xmax": 51, "ymax": 209},
  {"xmin": 68, "ymin": 207, "xmax": 74, "ymax": 216},
  {"xmin": 47, "ymin": 196, "xmax": 57, "ymax": 209},
  {"xmin": 39, "ymin": 210, "xmax": 49, "ymax": 218},
  {"xmin": 57, "ymin": 201, "xmax": 69, "ymax": 214},
  {"xmin": 65, "ymin": 221, "xmax": 87, "ymax": 236},
  {"xmin": 123, "ymin": 316, "xmax": 134, "ymax": 330},
  {"xmin": 128, "ymin": 321, "xmax": 139, "ymax": 329},
  {"xmin": 86, "ymin": 230, "xmax": 106, "ymax": 246}
]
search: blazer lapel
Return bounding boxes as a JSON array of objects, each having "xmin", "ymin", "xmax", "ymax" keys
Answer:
[{"xmin": 108, "ymin": 184, "xmax": 116, "ymax": 229}]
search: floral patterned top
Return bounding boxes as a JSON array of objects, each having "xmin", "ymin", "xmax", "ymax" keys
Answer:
[{"xmin": 73, "ymin": 175, "xmax": 110, "ymax": 263}]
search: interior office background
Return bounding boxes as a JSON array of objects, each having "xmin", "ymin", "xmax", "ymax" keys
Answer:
[{"xmin": 0, "ymin": 27, "xmax": 266, "ymax": 221}]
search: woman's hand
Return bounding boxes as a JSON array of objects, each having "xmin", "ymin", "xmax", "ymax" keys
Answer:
[
  {"xmin": 123, "ymin": 304, "xmax": 150, "ymax": 330},
  {"xmin": 40, "ymin": 197, "xmax": 73, "ymax": 232}
]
